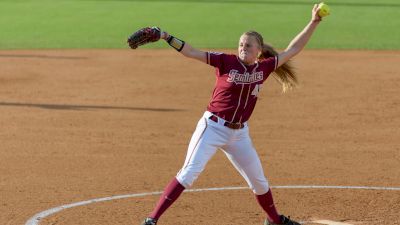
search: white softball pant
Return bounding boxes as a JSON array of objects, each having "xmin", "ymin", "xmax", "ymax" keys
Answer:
[{"xmin": 176, "ymin": 111, "xmax": 270, "ymax": 195}]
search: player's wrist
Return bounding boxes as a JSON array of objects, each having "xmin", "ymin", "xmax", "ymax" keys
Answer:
[
  {"xmin": 311, "ymin": 18, "xmax": 321, "ymax": 23},
  {"xmin": 161, "ymin": 31, "xmax": 170, "ymax": 40},
  {"xmin": 166, "ymin": 35, "xmax": 185, "ymax": 52}
]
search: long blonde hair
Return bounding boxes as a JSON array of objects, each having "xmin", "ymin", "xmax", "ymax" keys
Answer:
[{"xmin": 244, "ymin": 31, "xmax": 298, "ymax": 93}]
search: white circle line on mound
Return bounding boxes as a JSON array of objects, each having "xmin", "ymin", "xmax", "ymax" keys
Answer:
[{"xmin": 25, "ymin": 185, "xmax": 400, "ymax": 225}]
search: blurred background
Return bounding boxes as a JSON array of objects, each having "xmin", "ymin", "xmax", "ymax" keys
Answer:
[{"xmin": 0, "ymin": 0, "xmax": 399, "ymax": 50}]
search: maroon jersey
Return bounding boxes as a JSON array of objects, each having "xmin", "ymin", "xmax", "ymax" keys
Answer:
[{"xmin": 206, "ymin": 52, "xmax": 277, "ymax": 123}]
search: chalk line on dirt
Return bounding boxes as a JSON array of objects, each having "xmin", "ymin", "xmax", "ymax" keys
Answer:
[{"xmin": 25, "ymin": 185, "xmax": 400, "ymax": 225}]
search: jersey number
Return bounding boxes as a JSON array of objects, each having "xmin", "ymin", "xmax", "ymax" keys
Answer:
[{"xmin": 251, "ymin": 84, "xmax": 261, "ymax": 97}]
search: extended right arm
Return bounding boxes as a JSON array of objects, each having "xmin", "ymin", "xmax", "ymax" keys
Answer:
[{"xmin": 277, "ymin": 4, "xmax": 322, "ymax": 68}]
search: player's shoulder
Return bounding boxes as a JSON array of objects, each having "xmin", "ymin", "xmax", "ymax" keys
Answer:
[
  {"xmin": 207, "ymin": 52, "xmax": 238, "ymax": 64},
  {"xmin": 208, "ymin": 51, "xmax": 224, "ymax": 56},
  {"xmin": 259, "ymin": 55, "xmax": 276, "ymax": 63},
  {"xmin": 259, "ymin": 56, "xmax": 278, "ymax": 65},
  {"xmin": 259, "ymin": 56, "xmax": 278, "ymax": 70},
  {"xmin": 208, "ymin": 51, "xmax": 236, "ymax": 57}
]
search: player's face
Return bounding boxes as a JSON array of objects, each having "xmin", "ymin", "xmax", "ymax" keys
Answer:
[{"xmin": 238, "ymin": 35, "xmax": 261, "ymax": 65}]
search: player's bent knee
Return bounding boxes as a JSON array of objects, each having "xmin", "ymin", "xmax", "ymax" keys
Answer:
[
  {"xmin": 175, "ymin": 174, "xmax": 198, "ymax": 189},
  {"xmin": 250, "ymin": 180, "xmax": 270, "ymax": 195},
  {"xmin": 175, "ymin": 176, "xmax": 191, "ymax": 189},
  {"xmin": 176, "ymin": 169, "xmax": 202, "ymax": 188}
]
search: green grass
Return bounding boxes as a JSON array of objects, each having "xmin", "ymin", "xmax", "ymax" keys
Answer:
[{"xmin": 0, "ymin": 0, "xmax": 399, "ymax": 49}]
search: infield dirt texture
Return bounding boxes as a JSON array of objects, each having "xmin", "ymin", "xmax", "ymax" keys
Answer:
[{"xmin": 1, "ymin": 1, "xmax": 400, "ymax": 225}]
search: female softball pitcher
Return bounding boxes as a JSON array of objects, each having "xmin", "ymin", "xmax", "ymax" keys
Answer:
[{"xmin": 134, "ymin": 4, "xmax": 323, "ymax": 225}]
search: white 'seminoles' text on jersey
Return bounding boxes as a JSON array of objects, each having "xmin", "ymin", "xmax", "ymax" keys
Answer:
[{"xmin": 206, "ymin": 52, "xmax": 278, "ymax": 123}]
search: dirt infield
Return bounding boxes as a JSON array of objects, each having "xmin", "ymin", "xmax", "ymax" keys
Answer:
[{"xmin": 1, "ymin": 49, "xmax": 399, "ymax": 225}]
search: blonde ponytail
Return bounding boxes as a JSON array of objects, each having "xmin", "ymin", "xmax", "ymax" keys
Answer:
[
  {"xmin": 261, "ymin": 44, "xmax": 297, "ymax": 93},
  {"xmin": 245, "ymin": 31, "xmax": 298, "ymax": 93}
]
